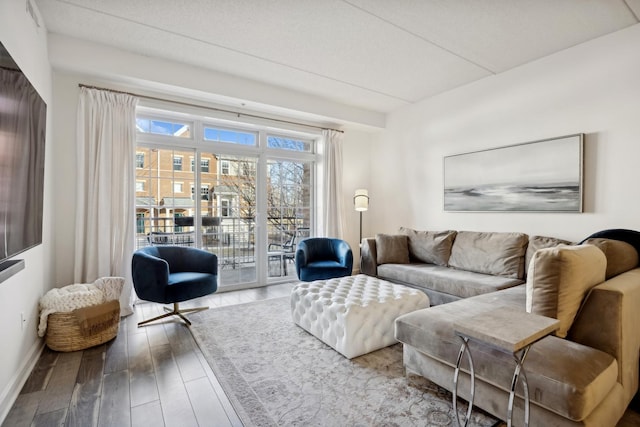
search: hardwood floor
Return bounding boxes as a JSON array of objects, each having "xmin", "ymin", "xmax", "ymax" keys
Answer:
[
  {"xmin": 3, "ymin": 283, "xmax": 294, "ymax": 427},
  {"xmin": 4, "ymin": 281, "xmax": 640, "ymax": 427}
]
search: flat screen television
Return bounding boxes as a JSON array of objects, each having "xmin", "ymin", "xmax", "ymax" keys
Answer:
[{"xmin": 0, "ymin": 41, "xmax": 46, "ymax": 264}]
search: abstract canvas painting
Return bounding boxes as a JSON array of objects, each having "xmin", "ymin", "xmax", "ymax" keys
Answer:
[{"xmin": 444, "ymin": 134, "xmax": 583, "ymax": 212}]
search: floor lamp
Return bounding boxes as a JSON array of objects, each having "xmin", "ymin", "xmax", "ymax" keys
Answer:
[{"xmin": 354, "ymin": 189, "xmax": 369, "ymax": 252}]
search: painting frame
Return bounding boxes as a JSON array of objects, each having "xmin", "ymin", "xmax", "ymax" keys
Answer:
[{"xmin": 443, "ymin": 134, "xmax": 583, "ymax": 212}]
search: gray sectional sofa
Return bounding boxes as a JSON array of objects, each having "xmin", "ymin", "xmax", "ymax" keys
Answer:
[
  {"xmin": 360, "ymin": 228, "xmax": 640, "ymax": 426},
  {"xmin": 361, "ymin": 229, "xmax": 548, "ymax": 305}
]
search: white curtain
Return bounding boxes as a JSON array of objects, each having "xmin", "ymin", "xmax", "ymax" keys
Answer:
[
  {"xmin": 74, "ymin": 88, "xmax": 138, "ymax": 316},
  {"xmin": 320, "ymin": 129, "xmax": 345, "ymax": 238}
]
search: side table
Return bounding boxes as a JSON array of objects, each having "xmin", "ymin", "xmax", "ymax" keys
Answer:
[{"xmin": 452, "ymin": 309, "xmax": 560, "ymax": 427}]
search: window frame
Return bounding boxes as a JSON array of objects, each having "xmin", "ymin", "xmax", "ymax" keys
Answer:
[{"xmin": 135, "ymin": 103, "xmax": 321, "ymax": 289}]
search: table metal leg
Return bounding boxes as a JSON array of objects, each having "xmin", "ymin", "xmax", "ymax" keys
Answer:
[
  {"xmin": 507, "ymin": 346, "xmax": 531, "ymax": 427},
  {"xmin": 453, "ymin": 336, "xmax": 475, "ymax": 427}
]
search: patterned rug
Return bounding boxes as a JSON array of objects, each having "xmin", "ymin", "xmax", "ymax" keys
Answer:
[{"xmin": 190, "ymin": 297, "xmax": 499, "ymax": 427}]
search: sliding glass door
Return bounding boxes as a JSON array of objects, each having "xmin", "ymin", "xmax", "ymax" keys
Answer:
[
  {"xmin": 204, "ymin": 153, "xmax": 257, "ymax": 285},
  {"xmin": 266, "ymin": 157, "xmax": 312, "ymax": 278},
  {"xmin": 135, "ymin": 110, "xmax": 317, "ymax": 289}
]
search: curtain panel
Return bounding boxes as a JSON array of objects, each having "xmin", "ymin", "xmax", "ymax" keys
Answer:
[
  {"xmin": 75, "ymin": 88, "xmax": 138, "ymax": 316},
  {"xmin": 320, "ymin": 129, "xmax": 345, "ymax": 238}
]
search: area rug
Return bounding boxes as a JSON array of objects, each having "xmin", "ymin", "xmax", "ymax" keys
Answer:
[{"xmin": 190, "ymin": 297, "xmax": 499, "ymax": 427}]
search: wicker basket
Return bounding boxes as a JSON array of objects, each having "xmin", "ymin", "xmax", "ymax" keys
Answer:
[{"xmin": 45, "ymin": 300, "xmax": 120, "ymax": 352}]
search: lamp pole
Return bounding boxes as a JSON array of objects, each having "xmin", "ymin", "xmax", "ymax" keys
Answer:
[{"xmin": 354, "ymin": 189, "xmax": 369, "ymax": 257}]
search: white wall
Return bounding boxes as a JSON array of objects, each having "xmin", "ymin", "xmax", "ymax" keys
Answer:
[
  {"xmin": 0, "ymin": 0, "xmax": 54, "ymax": 421},
  {"xmin": 341, "ymin": 130, "xmax": 375, "ymax": 268},
  {"xmin": 370, "ymin": 24, "xmax": 640, "ymax": 243}
]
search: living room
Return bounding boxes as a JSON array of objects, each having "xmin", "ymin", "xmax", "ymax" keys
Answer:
[{"xmin": 1, "ymin": 1, "xmax": 640, "ymax": 426}]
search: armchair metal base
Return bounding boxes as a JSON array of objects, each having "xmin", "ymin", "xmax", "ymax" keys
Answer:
[{"xmin": 138, "ymin": 302, "xmax": 209, "ymax": 327}]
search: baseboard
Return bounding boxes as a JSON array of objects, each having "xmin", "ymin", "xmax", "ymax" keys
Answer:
[{"xmin": 0, "ymin": 339, "xmax": 44, "ymax": 424}]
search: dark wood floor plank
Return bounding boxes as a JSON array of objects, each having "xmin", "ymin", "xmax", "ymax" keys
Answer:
[
  {"xmin": 128, "ymin": 332, "xmax": 159, "ymax": 407},
  {"xmin": 216, "ymin": 292, "xmax": 244, "ymax": 307},
  {"xmin": 1, "ymin": 391, "xmax": 42, "ymax": 427},
  {"xmin": 97, "ymin": 370, "xmax": 131, "ymax": 427},
  {"xmin": 104, "ymin": 324, "xmax": 128, "ymax": 374},
  {"xmin": 193, "ymin": 349, "xmax": 243, "ymax": 427},
  {"xmin": 185, "ymin": 377, "xmax": 233, "ymax": 427},
  {"xmin": 20, "ymin": 348, "xmax": 58, "ymax": 394},
  {"xmin": 131, "ymin": 400, "xmax": 165, "ymax": 427},
  {"xmin": 163, "ymin": 323, "xmax": 205, "ymax": 383},
  {"xmin": 66, "ymin": 347, "xmax": 105, "ymax": 427},
  {"xmin": 151, "ymin": 344, "xmax": 198, "ymax": 427},
  {"xmin": 126, "ymin": 304, "xmax": 148, "ymax": 336},
  {"xmin": 143, "ymin": 305, "xmax": 171, "ymax": 347},
  {"xmin": 32, "ymin": 407, "xmax": 67, "ymax": 427},
  {"xmin": 36, "ymin": 351, "xmax": 83, "ymax": 415}
]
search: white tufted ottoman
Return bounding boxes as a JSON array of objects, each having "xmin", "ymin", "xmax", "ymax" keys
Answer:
[{"xmin": 290, "ymin": 274, "xmax": 430, "ymax": 359}]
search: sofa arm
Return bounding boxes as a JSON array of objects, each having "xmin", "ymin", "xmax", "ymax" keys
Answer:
[
  {"xmin": 569, "ymin": 268, "xmax": 640, "ymax": 398},
  {"xmin": 295, "ymin": 242, "xmax": 309, "ymax": 278},
  {"xmin": 182, "ymin": 248, "xmax": 218, "ymax": 275},
  {"xmin": 131, "ymin": 251, "xmax": 170, "ymax": 301},
  {"xmin": 360, "ymin": 238, "xmax": 378, "ymax": 276},
  {"xmin": 335, "ymin": 240, "xmax": 354, "ymax": 271}
]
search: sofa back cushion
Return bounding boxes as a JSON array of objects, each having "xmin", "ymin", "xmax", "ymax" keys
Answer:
[
  {"xmin": 375, "ymin": 234, "xmax": 410, "ymax": 265},
  {"xmin": 399, "ymin": 228, "xmax": 457, "ymax": 266},
  {"xmin": 526, "ymin": 244, "xmax": 606, "ymax": 338},
  {"xmin": 448, "ymin": 231, "xmax": 529, "ymax": 279},
  {"xmin": 525, "ymin": 235, "xmax": 574, "ymax": 274},
  {"xmin": 583, "ymin": 238, "xmax": 639, "ymax": 279}
]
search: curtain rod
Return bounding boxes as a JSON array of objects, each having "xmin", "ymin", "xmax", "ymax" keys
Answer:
[{"xmin": 78, "ymin": 84, "xmax": 344, "ymax": 134}]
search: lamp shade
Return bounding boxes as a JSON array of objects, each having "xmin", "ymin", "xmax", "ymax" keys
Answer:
[{"xmin": 354, "ymin": 189, "xmax": 369, "ymax": 212}]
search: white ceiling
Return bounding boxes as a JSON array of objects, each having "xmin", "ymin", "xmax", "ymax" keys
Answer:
[{"xmin": 36, "ymin": 0, "xmax": 640, "ymax": 114}]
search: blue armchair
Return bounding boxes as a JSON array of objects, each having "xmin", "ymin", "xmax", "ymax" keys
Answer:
[
  {"xmin": 132, "ymin": 246, "xmax": 218, "ymax": 326},
  {"xmin": 295, "ymin": 238, "xmax": 353, "ymax": 282}
]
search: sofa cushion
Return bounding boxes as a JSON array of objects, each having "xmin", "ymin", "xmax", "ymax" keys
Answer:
[
  {"xmin": 377, "ymin": 263, "xmax": 523, "ymax": 299},
  {"xmin": 584, "ymin": 238, "xmax": 639, "ymax": 279},
  {"xmin": 525, "ymin": 235, "xmax": 574, "ymax": 274},
  {"xmin": 399, "ymin": 228, "xmax": 457, "ymax": 266},
  {"xmin": 448, "ymin": 231, "xmax": 529, "ymax": 279},
  {"xmin": 395, "ymin": 287, "xmax": 618, "ymax": 421},
  {"xmin": 526, "ymin": 244, "xmax": 606, "ymax": 338},
  {"xmin": 375, "ymin": 234, "xmax": 409, "ymax": 265}
]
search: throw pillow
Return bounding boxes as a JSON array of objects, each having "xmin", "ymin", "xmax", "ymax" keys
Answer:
[
  {"xmin": 525, "ymin": 235, "xmax": 574, "ymax": 274},
  {"xmin": 399, "ymin": 227, "xmax": 457, "ymax": 266},
  {"xmin": 584, "ymin": 238, "xmax": 639, "ymax": 279},
  {"xmin": 526, "ymin": 244, "xmax": 606, "ymax": 338},
  {"xmin": 448, "ymin": 231, "xmax": 529, "ymax": 279},
  {"xmin": 375, "ymin": 234, "xmax": 410, "ymax": 265}
]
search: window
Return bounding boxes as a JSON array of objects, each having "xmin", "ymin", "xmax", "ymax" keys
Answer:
[
  {"xmin": 204, "ymin": 126, "xmax": 256, "ymax": 146},
  {"xmin": 267, "ymin": 136, "xmax": 312, "ymax": 153},
  {"xmin": 137, "ymin": 118, "xmax": 191, "ymax": 138},
  {"xmin": 136, "ymin": 213, "xmax": 146, "ymax": 233},
  {"xmin": 191, "ymin": 157, "xmax": 211, "ymax": 173},
  {"xmin": 191, "ymin": 185, "xmax": 210, "ymax": 200},
  {"xmin": 174, "ymin": 212, "xmax": 184, "ymax": 232},
  {"xmin": 201, "ymin": 186, "xmax": 210, "ymax": 201},
  {"xmin": 135, "ymin": 107, "xmax": 317, "ymax": 288},
  {"xmin": 221, "ymin": 199, "xmax": 230, "ymax": 217},
  {"xmin": 173, "ymin": 156, "xmax": 183, "ymax": 171}
]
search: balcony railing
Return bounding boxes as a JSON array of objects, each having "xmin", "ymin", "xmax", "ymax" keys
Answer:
[{"xmin": 135, "ymin": 216, "xmax": 308, "ymax": 280}]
